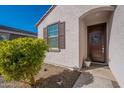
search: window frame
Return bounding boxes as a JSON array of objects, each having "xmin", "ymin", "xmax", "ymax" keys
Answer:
[{"xmin": 47, "ymin": 22, "xmax": 60, "ymax": 52}]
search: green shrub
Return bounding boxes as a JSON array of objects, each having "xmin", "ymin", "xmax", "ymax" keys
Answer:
[{"xmin": 0, "ymin": 38, "xmax": 48, "ymax": 85}]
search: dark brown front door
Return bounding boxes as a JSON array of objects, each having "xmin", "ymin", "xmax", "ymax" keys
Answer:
[{"xmin": 87, "ymin": 23, "xmax": 106, "ymax": 62}]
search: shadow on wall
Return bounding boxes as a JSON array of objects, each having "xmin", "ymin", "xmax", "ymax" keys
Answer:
[{"xmin": 32, "ymin": 70, "xmax": 81, "ymax": 88}]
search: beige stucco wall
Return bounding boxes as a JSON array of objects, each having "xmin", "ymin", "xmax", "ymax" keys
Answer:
[
  {"xmin": 109, "ymin": 6, "xmax": 124, "ymax": 87},
  {"xmin": 84, "ymin": 11, "xmax": 110, "ymax": 26},
  {"xmin": 37, "ymin": 5, "xmax": 124, "ymax": 87},
  {"xmin": 79, "ymin": 19, "xmax": 87, "ymax": 68},
  {"xmin": 106, "ymin": 13, "xmax": 113, "ymax": 62},
  {"xmin": 38, "ymin": 5, "xmax": 113, "ymax": 69}
]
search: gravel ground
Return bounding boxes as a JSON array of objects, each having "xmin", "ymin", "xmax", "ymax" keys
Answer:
[
  {"xmin": 0, "ymin": 77, "xmax": 30, "ymax": 88},
  {"xmin": 0, "ymin": 63, "xmax": 80, "ymax": 88}
]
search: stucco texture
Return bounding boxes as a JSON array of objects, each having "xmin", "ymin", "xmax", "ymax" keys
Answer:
[
  {"xmin": 109, "ymin": 5, "xmax": 124, "ymax": 87},
  {"xmin": 37, "ymin": 5, "xmax": 112, "ymax": 69}
]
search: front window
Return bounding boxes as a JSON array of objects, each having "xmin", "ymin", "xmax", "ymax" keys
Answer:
[{"xmin": 47, "ymin": 23, "xmax": 59, "ymax": 48}]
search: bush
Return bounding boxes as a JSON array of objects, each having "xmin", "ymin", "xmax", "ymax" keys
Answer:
[{"xmin": 0, "ymin": 38, "xmax": 48, "ymax": 85}]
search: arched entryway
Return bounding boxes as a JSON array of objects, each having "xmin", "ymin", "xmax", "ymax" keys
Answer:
[{"xmin": 79, "ymin": 6, "xmax": 115, "ymax": 66}]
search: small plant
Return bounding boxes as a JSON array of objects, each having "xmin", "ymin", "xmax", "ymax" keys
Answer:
[
  {"xmin": 0, "ymin": 38, "xmax": 48, "ymax": 86},
  {"xmin": 84, "ymin": 57, "xmax": 91, "ymax": 67}
]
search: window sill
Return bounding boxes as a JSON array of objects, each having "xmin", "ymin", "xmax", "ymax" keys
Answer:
[{"xmin": 48, "ymin": 48, "xmax": 60, "ymax": 52}]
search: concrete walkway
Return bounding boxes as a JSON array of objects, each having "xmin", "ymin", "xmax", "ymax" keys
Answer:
[{"xmin": 73, "ymin": 66, "xmax": 119, "ymax": 88}]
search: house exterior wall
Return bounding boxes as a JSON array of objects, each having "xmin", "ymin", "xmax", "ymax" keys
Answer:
[
  {"xmin": 109, "ymin": 5, "xmax": 124, "ymax": 87},
  {"xmin": 106, "ymin": 12, "xmax": 113, "ymax": 62},
  {"xmin": 9, "ymin": 34, "xmax": 26, "ymax": 40},
  {"xmin": 37, "ymin": 5, "xmax": 112, "ymax": 69},
  {"xmin": 79, "ymin": 19, "xmax": 87, "ymax": 68},
  {"xmin": 0, "ymin": 29, "xmax": 36, "ymax": 38},
  {"xmin": 0, "ymin": 31, "xmax": 35, "ymax": 40},
  {"xmin": 37, "ymin": 5, "xmax": 124, "ymax": 87}
]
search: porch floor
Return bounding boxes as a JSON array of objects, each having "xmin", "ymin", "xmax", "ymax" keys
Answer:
[{"xmin": 73, "ymin": 65, "xmax": 120, "ymax": 88}]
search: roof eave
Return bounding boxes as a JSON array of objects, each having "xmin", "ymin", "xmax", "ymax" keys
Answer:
[{"xmin": 35, "ymin": 5, "xmax": 57, "ymax": 28}]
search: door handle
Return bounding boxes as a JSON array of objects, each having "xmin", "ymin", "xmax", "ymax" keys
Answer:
[{"xmin": 102, "ymin": 47, "xmax": 104, "ymax": 53}]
